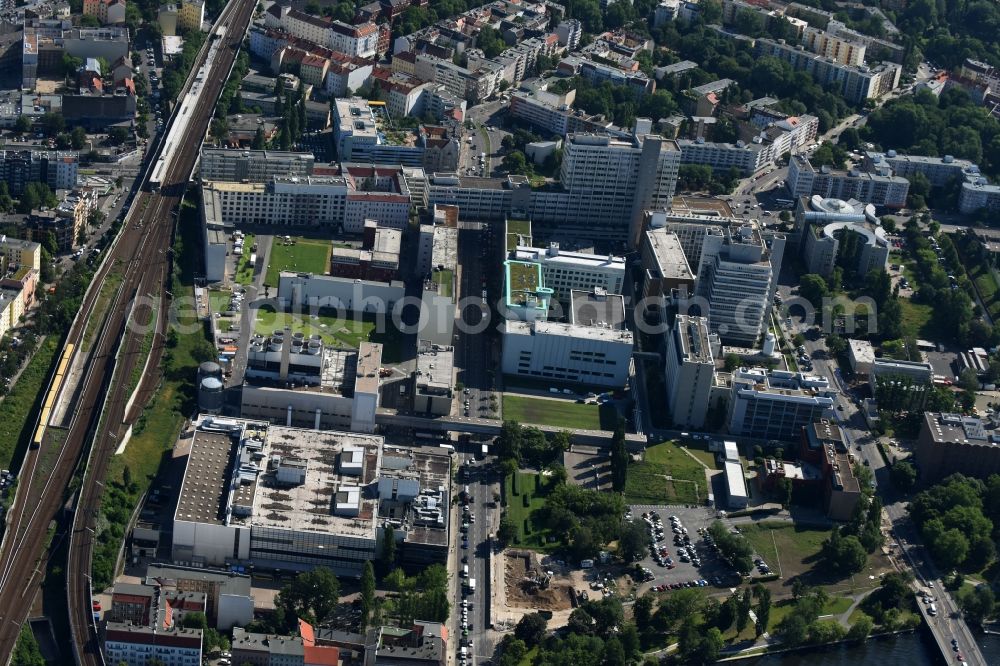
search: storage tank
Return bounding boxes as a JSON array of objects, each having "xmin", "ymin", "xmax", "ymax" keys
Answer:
[
  {"xmin": 198, "ymin": 376, "xmax": 225, "ymax": 414},
  {"xmin": 198, "ymin": 361, "xmax": 222, "ymax": 380}
]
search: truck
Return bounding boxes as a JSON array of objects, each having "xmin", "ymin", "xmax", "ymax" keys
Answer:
[
  {"xmin": 248, "ymin": 252, "xmax": 257, "ymax": 268},
  {"xmin": 465, "ymin": 578, "xmax": 476, "ymax": 592},
  {"xmin": 480, "ymin": 444, "xmax": 488, "ymax": 459}
]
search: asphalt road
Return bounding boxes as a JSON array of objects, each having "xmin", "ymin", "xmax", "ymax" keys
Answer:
[
  {"xmin": 456, "ymin": 452, "xmax": 497, "ymax": 665},
  {"xmin": 454, "ymin": 220, "xmax": 500, "ymax": 419}
]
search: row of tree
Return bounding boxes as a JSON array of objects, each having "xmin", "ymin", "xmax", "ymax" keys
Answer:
[{"xmin": 908, "ymin": 473, "xmax": 1000, "ymax": 573}]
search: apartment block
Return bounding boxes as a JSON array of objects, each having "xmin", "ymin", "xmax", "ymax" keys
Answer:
[
  {"xmin": 753, "ymin": 38, "xmax": 900, "ymax": 104},
  {"xmin": 801, "ymin": 26, "xmax": 866, "ymax": 66},
  {"xmin": 200, "ymin": 148, "xmax": 315, "ymax": 182},
  {"xmin": 787, "ymin": 155, "xmax": 909, "ymax": 208},
  {"xmin": 677, "ymin": 137, "xmax": 775, "ymax": 175},
  {"xmin": 727, "ymin": 367, "xmax": 836, "ymax": 441},
  {"xmin": 508, "ymin": 86, "xmax": 609, "ymax": 137},
  {"xmin": 104, "ymin": 581, "xmax": 205, "ymax": 666},
  {"xmin": 0, "ymin": 149, "xmax": 78, "ymax": 195},
  {"xmin": 665, "ymin": 315, "xmax": 715, "ymax": 428},
  {"xmin": 799, "ymin": 421, "xmax": 862, "ymax": 521},
  {"xmin": 265, "ymin": 5, "xmax": 378, "ymax": 58},
  {"xmin": 0, "ymin": 236, "xmax": 41, "ymax": 273}
]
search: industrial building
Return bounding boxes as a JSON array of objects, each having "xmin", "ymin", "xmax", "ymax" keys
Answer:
[
  {"xmin": 726, "ymin": 368, "xmax": 836, "ymax": 441},
  {"xmin": 240, "ymin": 339, "xmax": 382, "ymax": 434},
  {"xmin": 665, "ymin": 315, "xmax": 716, "ymax": 429},
  {"xmin": 501, "ymin": 288, "xmax": 634, "ymax": 387},
  {"xmin": 171, "ymin": 417, "xmax": 451, "ymax": 575}
]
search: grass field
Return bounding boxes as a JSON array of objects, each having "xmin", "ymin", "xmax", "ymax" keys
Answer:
[
  {"xmin": 501, "ymin": 394, "xmax": 616, "ymax": 430},
  {"xmin": 253, "ymin": 307, "xmax": 403, "ymax": 362},
  {"xmin": 624, "ymin": 441, "xmax": 706, "ymax": 505},
  {"xmin": 234, "ymin": 233, "xmax": 256, "ymax": 285},
  {"xmin": 264, "ymin": 237, "xmax": 331, "ymax": 286},
  {"xmin": 0, "ymin": 336, "xmax": 60, "ymax": 468},
  {"xmin": 504, "ymin": 471, "xmax": 557, "ymax": 550},
  {"xmin": 899, "ymin": 299, "xmax": 933, "ymax": 339},
  {"xmin": 740, "ymin": 521, "xmax": 831, "ymax": 578},
  {"xmin": 968, "ymin": 261, "xmax": 1000, "ymax": 321}
]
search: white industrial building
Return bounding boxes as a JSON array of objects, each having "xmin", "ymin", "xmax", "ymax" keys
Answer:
[
  {"xmin": 501, "ymin": 288, "xmax": 634, "ymax": 387},
  {"xmin": 724, "ymin": 459, "xmax": 749, "ymax": 509},
  {"xmin": 277, "ymin": 271, "xmax": 405, "ymax": 315},
  {"xmin": 509, "ymin": 239, "xmax": 626, "ymax": 305},
  {"xmin": 665, "ymin": 315, "xmax": 716, "ymax": 428},
  {"xmin": 171, "ymin": 417, "xmax": 451, "ymax": 575}
]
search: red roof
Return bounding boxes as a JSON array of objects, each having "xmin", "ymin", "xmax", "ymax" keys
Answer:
[
  {"xmin": 299, "ymin": 618, "xmax": 316, "ymax": 647},
  {"xmin": 304, "ymin": 646, "xmax": 340, "ymax": 666}
]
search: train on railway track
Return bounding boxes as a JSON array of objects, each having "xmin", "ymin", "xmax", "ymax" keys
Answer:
[{"xmin": 32, "ymin": 342, "xmax": 74, "ymax": 447}]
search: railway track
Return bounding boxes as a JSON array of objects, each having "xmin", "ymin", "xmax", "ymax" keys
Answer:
[{"xmin": 0, "ymin": 0, "xmax": 255, "ymax": 662}]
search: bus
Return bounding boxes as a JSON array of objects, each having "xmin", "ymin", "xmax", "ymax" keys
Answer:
[{"xmin": 775, "ymin": 198, "xmax": 794, "ymax": 208}]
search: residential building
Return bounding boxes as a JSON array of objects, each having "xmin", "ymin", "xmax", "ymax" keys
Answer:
[
  {"xmin": 265, "ymin": 5, "xmax": 379, "ymax": 57},
  {"xmin": 801, "ymin": 26, "xmax": 866, "ymax": 66},
  {"xmin": 171, "ymin": 417, "xmax": 451, "ymax": 575},
  {"xmin": 654, "ymin": 0, "xmax": 680, "ymax": 27},
  {"xmin": 797, "ymin": 195, "xmax": 890, "ymax": 278},
  {"xmin": 665, "ymin": 315, "xmax": 715, "ymax": 428},
  {"xmin": 0, "ymin": 268, "xmax": 37, "ymax": 339},
  {"xmin": 83, "ymin": 0, "xmax": 127, "ymax": 25},
  {"xmin": 863, "ymin": 150, "xmax": 977, "ymax": 187},
  {"xmin": 501, "ymin": 288, "xmax": 634, "ymax": 387},
  {"xmin": 677, "ymin": 137, "xmax": 775, "ymax": 175},
  {"xmin": 960, "ymin": 180, "xmax": 1000, "ymax": 214},
  {"xmin": 787, "ymin": 155, "xmax": 909, "ymax": 208},
  {"xmin": 0, "ymin": 149, "xmax": 78, "ymax": 195},
  {"xmin": 555, "ymin": 19, "xmax": 582, "ymax": 50},
  {"xmin": 199, "ymin": 148, "xmax": 315, "ymax": 182},
  {"xmin": 870, "ymin": 358, "xmax": 934, "ymax": 412},
  {"xmin": 690, "ymin": 223, "xmax": 783, "ymax": 346},
  {"xmin": 726, "ymin": 367, "xmax": 836, "ymax": 441},
  {"xmin": 369, "ymin": 622, "xmax": 448, "ymax": 666},
  {"xmin": 158, "ymin": 4, "xmax": 178, "ymax": 36},
  {"xmin": 330, "ymin": 220, "xmax": 401, "ymax": 282},
  {"xmin": 177, "ymin": 0, "xmax": 203, "ymax": 32},
  {"xmin": 508, "ymin": 86, "xmax": 610, "ymax": 137},
  {"xmin": 800, "ymin": 421, "xmax": 862, "ymax": 521},
  {"xmin": 104, "ymin": 581, "xmax": 205, "ymax": 666},
  {"xmin": 0, "ymin": 236, "xmax": 41, "ymax": 273},
  {"xmin": 333, "ymin": 97, "xmax": 424, "ymax": 166},
  {"xmin": 144, "ymin": 565, "xmax": 254, "ymax": 631},
  {"xmin": 915, "ymin": 412, "xmax": 1000, "ymax": 483},
  {"xmin": 753, "ymin": 38, "xmax": 900, "ymax": 104}
]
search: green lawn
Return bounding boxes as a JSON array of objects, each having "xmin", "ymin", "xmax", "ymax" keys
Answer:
[
  {"xmin": 208, "ymin": 289, "xmax": 233, "ymax": 316},
  {"xmin": 740, "ymin": 521, "xmax": 834, "ymax": 580},
  {"xmin": 234, "ymin": 233, "xmax": 256, "ymax": 285},
  {"xmin": 899, "ymin": 299, "xmax": 933, "ymax": 339},
  {"xmin": 432, "ymin": 268, "xmax": 453, "ymax": 298},
  {"xmin": 502, "ymin": 394, "xmax": 615, "ymax": 430},
  {"xmin": 624, "ymin": 441, "xmax": 707, "ymax": 505},
  {"xmin": 504, "ymin": 471, "xmax": 556, "ymax": 550},
  {"xmin": 254, "ymin": 307, "xmax": 404, "ymax": 362},
  {"xmin": 768, "ymin": 596, "xmax": 852, "ymax": 631},
  {"xmin": 264, "ymin": 237, "xmax": 331, "ymax": 286},
  {"xmin": 0, "ymin": 336, "xmax": 60, "ymax": 468}
]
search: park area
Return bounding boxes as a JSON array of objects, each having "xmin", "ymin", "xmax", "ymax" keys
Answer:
[
  {"xmin": 265, "ymin": 237, "xmax": 331, "ymax": 286},
  {"xmin": 501, "ymin": 394, "xmax": 617, "ymax": 431},
  {"xmin": 503, "ymin": 471, "xmax": 557, "ymax": 550},
  {"xmin": 624, "ymin": 441, "xmax": 708, "ymax": 505},
  {"xmin": 740, "ymin": 521, "xmax": 892, "ymax": 595}
]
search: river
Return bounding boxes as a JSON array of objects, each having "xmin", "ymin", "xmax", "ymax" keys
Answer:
[{"xmin": 742, "ymin": 628, "xmax": 1000, "ymax": 664}]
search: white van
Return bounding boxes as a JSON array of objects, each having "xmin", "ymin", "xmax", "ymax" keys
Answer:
[
  {"xmin": 462, "ymin": 565, "xmax": 469, "ymax": 577},
  {"xmin": 929, "ymin": 604, "xmax": 937, "ymax": 616}
]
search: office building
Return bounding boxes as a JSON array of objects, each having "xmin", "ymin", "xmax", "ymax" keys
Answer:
[
  {"xmin": 692, "ymin": 223, "xmax": 783, "ymax": 346},
  {"xmin": 200, "ymin": 148, "xmax": 315, "ymax": 182},
  {"xmin": 915, "ymin": 412, "xmax": 1000, "ymax": 483},
  {"xmin": 508, "ymin": 86, "xmax": 610, "ymax": 137},
  {"xmin": 727, "ymin": 368, "xmax": 836, "ymax": 441},
  {"xmin": 724, "ymin": 460, "xmax": 749, "ymax": 509},
  {"xmin": 677, "ymin": 138, "xmax": 775, "ymax": 175},
  {"xmin": 172, "ymin": 417, "xmax": 451, "ymax": 575},
  {"xmin": 801, "ymin": 26, "xmax": 866, "ymax": 66},
  {"xmin": 509, "ymin": 242, "xmax": 625, "ymax": 306},
  {"xmin": 797, "ymin": 196, "xmax": 890, "ymax": 278},
  {"xmin": 420, "ymin": 208, "xmax": 458, "ymax": 346},
  {"xmin": 639, "ymin": 226, "xmax": 695, "ymax": 310},
  {"xmin": 788, "ymin": 155, "xmax": 909, "ymax": 208},
  {"xmin": 847, "ymin": 338, "xmax": 875, "ymax": 375},
  {"xmin": 241, "ymin": 339, "xmax": 382, "ymax": 434},
  {"xmin": 104, "ymin": 581, "xmax": 205, "ymax": 666},
  {"xmin": 864, "ymin": 150, "xmax": 977, "ymax": 188},
  {"xmin": 501, "ymin": 288, "xmax": 634, "ymax": 387},
  {"xmin": 276, "ymin": 271, "xmax": 405, "ymax": 316},
  {"xmin": 334, "ymin": 97, "xmax": 424, "ymax": 166},
  {"xmin": 800, "ymin": 421, "xmax": 862, "ymax": 521},
  {"xmin": 331, "ymin": 220, "xmax": 401, "ymax": 282},
  {"xmin": 665, "ymin": 315, "xmax": 715, "ymax": 428}
]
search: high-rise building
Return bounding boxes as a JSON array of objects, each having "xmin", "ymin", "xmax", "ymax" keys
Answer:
[
  {"xmin": 801, "ymin": 26, "xmax": 867, "ymax": 66},
  {"xmin": 665, "ymin": 315, "xmax": 715, "ymax": 428},
  {"xmin": 691, "ymin": 223, "xmax": 784, "ymax": 346}
]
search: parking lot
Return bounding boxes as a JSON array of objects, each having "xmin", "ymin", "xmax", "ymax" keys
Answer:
[{"xmin": 628, "ymin": 504, "xmax": 743, "ymax": 593}]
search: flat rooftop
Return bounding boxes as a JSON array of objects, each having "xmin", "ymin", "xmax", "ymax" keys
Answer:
[
  {"xmin": 378, "ymin": 445, "xmax": 451, "ymax": 547},
  {"xmin": 645, "ymin": 228, "xmax": 694, "ymax": 281},
  {"xmin": 512, "ymin": 244, "xmax": 625, "ymax": 271},
  {"xmin": 176, "ymin": 417, "xmax": 384, "ymax": 539},
  {"xmin": 506, "ymin": 319, "xmax": 634, "ymax": 344},
  {"xmin": 416, "ymin": 342, "xmax": 454, "ymax": 393},
  {"xmin": 570, "ymin": 288, "xmax": 626, "ymax": 329},
  {"xmin": 923, "ymin": 412, "xmax": 1000, "ymax": 445}
]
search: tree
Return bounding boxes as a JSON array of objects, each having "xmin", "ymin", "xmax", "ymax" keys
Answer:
[
  {"xmin": 619, "ymin": 519, "xmax": 647, "ymax": 562},
  {"xmin": 502, "ymin": 150, "xmax": 530, "ymax": 175},
  {"xmin": 777, "ymin": 612, "xmax": 808, "ymax": 645},
  {"xmin": 514, "ymin": 612, "xmax": 548, "ymax": 647},
  {"xmin": 360, "ymin": 561, "xmax": 375, "ymax": 633},
  {"xmin": 40, "ymin": 112, "xmax": 65, "ymax": 137},
  {"xmin": 252, "ymin": 127, "xmax": 266, "ymax": 149},
  {"xmin": 633, "ymin": 594, "xmax": 654, "ymax": 630},
  {"xmin": 799, "ymin": 273, "xmax": 829, "ymax": 308},
  {"xmin": 70, "ymin": 126, "xmax": 87, "ymax": 150},
  {"xmin": 497, "ymin": 516, "xmax": 518, "ymax": 546},
  {"xmin": 777, "ymin": 477, "xmax": 793, "ymax": 509},
  {"xmin": 381, "ymin": 525, "xmax": 397, "ymax": 568},
  {"xmin": 181, "ymin": 612, "xmax": 208, "ymax": 629},
  {"xmin": 752, "ymin": 584, "xmax": 771, "ymax": 637},
  {"xmin": 276, "ymin": 567, "xmax": 340, "ymax": 626},
  {"xmin": 14, "ymin": 115, "xmax": 31, "ymax": 134},
  {"xmin": 724, "ymin": 353, "xmax": 741, "ymax": 372},
  {"xmin": 958, "ymin": 584, "xmax": 995, "ymax": 625},
  {"xmin": 820, "ymin": 530, "xmax": 867, "ymax": 575},
  {"xmin": 890, "ymin": 461, "xmax": 917, "ymax": 492},
  {"xmin": 847, "ymin": 613, "xmax": 873, "ymax": 641},
  {"xmin": 610, "ymin": 420, "xmax": 628, "ymax": 492},
  {"xmin": 496, "ymin": 420, "xmax": 524, "ymax": 463},
  {"xmin": 735, "ymin": 589, "xmax": 752, "ymax": 633}
]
